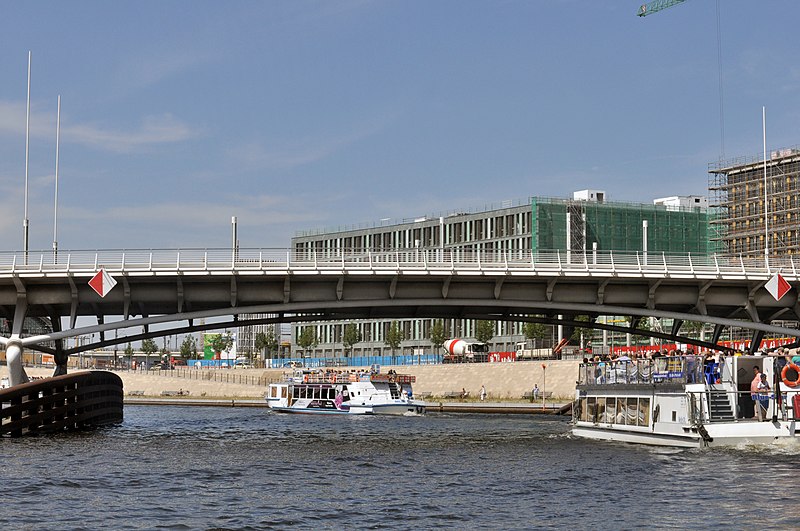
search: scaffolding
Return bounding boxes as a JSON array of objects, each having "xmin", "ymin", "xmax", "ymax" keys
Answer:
[
  {"xmin": 531, "ymin": 197, "xmax": 717, "ymax": 255},
  {"xmin": 708, "ymin": 147, "xmax": 800, "ymax": 258}
]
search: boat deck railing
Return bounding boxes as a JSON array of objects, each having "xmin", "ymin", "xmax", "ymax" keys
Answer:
[
  {"xmin": 578, "ymin": 356, "xmax": 708, "ymax": 387},
  {"xmin": 687, "ymin": 388, "xmax": 800, "ymax": 424},
  {"xmin": 285, "ymin": 371, "xmax": 416, "ymax": 385}
]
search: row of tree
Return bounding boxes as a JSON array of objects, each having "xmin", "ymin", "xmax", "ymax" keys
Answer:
[
  {"xmin": 118, "ymin": 315, "xmax": 706, "ymax": 365},
  {"xmin": 292, "ymin": 319, "xmax": 550, "ymax": 357}
]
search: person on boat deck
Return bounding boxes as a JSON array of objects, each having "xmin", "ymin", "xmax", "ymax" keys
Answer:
[
  {"xmin": 756, "ymin": 373, "xmax": 771, "ymax": 421},
  {"xmin": 751, "ymin": 366, "xmax": 765, "ymax": 421},
  {"xmin": 769, "ymin": 348, "xmax": 789, "ymax": 375}
]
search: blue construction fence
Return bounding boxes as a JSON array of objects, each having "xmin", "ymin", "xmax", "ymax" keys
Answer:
[{"xmin": 265, "ymin": 354, "xmax": 443, "ymax": 369}]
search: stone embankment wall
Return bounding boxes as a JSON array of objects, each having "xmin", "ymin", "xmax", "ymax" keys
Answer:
[
  {"xmin": 381, "ymin": 360, "xmax": 579, "ymax": 399},
  {"xmin": 264, "ymin": 360, "xmax": 580, "ymax": 400},
  {"xmin": 5, "ymin": 360, "xmax": 580, "ymax": 400},
  {"xmin": 6, "ymin": 367, "xmax": 268, "ymax": 398}
]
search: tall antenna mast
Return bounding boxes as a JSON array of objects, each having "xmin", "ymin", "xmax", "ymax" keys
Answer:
[
  {"xmin": 53, "ymin": 95, "xmax": 61, "ymax": 262},
  {"xmin": 24, "ymin": 51, "xmax": 32, "ymax": 263}
]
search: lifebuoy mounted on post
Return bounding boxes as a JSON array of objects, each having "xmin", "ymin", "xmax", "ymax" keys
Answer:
[{"xmin": 781, "ymin": 363, "xmax": 800, "ymax": 387}]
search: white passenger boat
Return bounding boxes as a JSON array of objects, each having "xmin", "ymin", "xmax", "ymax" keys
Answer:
[
  {"xmin": 266, "ymin": 369, "xmax": 426, "ymax": 415},
  {"xmin": 572, "ymin": 354, "xmax": 800, "ymax": 447}
]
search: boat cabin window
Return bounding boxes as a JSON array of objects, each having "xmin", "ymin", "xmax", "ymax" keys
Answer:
[{"xmin": 580, "ymin": 396, "xmax": 650, "ymax": 426}]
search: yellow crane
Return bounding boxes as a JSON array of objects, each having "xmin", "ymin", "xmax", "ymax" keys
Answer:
[{"xmin": 637, "ymin": 0, "xmax": 688, "ymax": 17}]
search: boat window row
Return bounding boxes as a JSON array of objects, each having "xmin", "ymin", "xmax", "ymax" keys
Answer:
[
  {"xmin": 269, "ymin": 386, "xmax": 288, "ymax": 399},
  {"xmin": 577, "ymin": 357, "xmax": 706, "ymax": 386},
  {"xmin": 579, "ymin": 396, "xmax": 651, "ymax": 427},
  {"xmin": 292, "ymin": 385, "xmax": 349, "ymax": 401}
]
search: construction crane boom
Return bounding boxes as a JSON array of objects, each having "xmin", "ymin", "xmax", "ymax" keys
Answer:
[{"xmin": 637, "ymin": 0, "xmax": 688, "ymax": 17}]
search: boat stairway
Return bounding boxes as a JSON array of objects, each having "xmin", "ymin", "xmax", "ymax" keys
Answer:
[{"xmin": 707, "ymin": 390, "xmax": 735, "ymax": 421}]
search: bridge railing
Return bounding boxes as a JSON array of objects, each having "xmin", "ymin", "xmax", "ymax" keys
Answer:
[{"xmin": 0, "ymin": 248, "xmax": 796, "ymax": 280}]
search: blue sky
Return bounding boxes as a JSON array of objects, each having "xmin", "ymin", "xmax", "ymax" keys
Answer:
[{"xmin": 1, "ymin": 0, "xmax": 799, "ymax": 252}]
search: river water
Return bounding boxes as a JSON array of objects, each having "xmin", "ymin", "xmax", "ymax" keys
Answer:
[{"xmin": 0, "ymin": 406, "xmax": 797, "ymax": 530}]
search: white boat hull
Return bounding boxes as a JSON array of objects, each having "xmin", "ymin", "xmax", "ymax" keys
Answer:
[
  {"xmin": 573, "ymin": 419, "xmax": 798, "ymax": 448},
  {"xmin": 267, "ymin": 398, "xmax": 426, "ymax": 416}
]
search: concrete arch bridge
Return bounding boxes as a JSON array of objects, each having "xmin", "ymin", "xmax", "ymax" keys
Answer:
[{"xmin": 1, "ymin": 248, "xmax": 799, "ymax": 385}]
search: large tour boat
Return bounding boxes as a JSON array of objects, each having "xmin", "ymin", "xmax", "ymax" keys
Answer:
[
  {"xmin": 266, "ymin": 368, "xmax": 426, "ymax": 415},
  {"xmin": 572, "ymin": 354, "xmax": 800, "ymax": 447}
]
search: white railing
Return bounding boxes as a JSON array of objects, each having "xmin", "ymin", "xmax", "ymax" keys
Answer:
[{"xmin": 0, "ymin": 248, "xmax": 796, "ymax": 280}]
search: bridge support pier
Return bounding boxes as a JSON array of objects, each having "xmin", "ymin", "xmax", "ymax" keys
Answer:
[
  {"xmin": 6, "ymin": 339, "xmax": 29, "ymax": 387},
  {"xmin": 51, "ymin": 316, "xmax": 68, "ymax": 376}
]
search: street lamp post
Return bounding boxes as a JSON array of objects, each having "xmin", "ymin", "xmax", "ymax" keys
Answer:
[{"xmin": 541, "ymin": 363, "xmax": 547, "ymax": 409}]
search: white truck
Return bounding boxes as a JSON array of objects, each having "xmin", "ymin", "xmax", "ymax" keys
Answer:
[{"xmin": 514, "ymin": 342, "xmax": 552, "ymax": 360}]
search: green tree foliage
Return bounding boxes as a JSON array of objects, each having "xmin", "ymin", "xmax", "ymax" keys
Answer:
[
  {"xmin": 522, "ymin": 320, "xmax": 548, "ymax": 348},
  {"xmin": 342, "ymin": 323, "xmax": 362, "ymax": 356},
  {"xmin": 475, "ymin": 320, "xmax": 495, "ymax": 344},
  {"xmin": 209, "ymin": 333, "xmax": 234, "ymax": 356},
  {"xmin": 428, "ymin": 319, "xmax": 447, "ymax": 353},
  {"xmin": 385, "ymin": 321, "xmax": 404, "ymax": 355},
  {"xmin": 180, "ymin": 335, "xmax": 198, "ymax": 359},
  {"xmin": 124, "ymin": 342, "xmax": 134, "ymax": 367},
  {"xmin": 141, "ymin": 338, "xmax": 159, "ymax": 368},
  {"xmin": 623, "ymin": 316, "xmax": 651, "ymax": 345},
  {"xmin": 296, "ymin": 326, "xmax": 318, "ymax": 354},
  {"xmin": 683, "ymin": 320, "xmax": 705, "ymax": 339},
  {"xmin": 569, "ymin": 315, "xmax": 595, "ymax": 343},
  {"xmin": 255, "ymin": 329, "xmax": 279, "ymax": 358}
]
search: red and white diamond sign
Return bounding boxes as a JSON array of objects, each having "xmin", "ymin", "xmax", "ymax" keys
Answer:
[
  {"xmin": 765, "ymin": 272, "xmax": 791, "ymax": 301},
  {"xmin": 88, "ymin": 269, "xmax": 117, "ymax": 298}
]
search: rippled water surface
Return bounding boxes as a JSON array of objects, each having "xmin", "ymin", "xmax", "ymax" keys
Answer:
[{"xmin": 0, "ymin": 406, "xmax": 797, "ymax": 530}]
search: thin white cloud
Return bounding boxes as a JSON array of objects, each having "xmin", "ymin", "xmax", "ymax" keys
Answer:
[
  {"xmin": 114, "ymin": 50, "xmax": 217, "ymax": 92},
  {"xmin": 0, "ymin": 101, "xmax": 30, "ymax": 137},
  {"xmin": 0, "ymin": 101, "xmax": 199, "ymax": 152},
  {"xmin": 65, "ymin": 113, "xmax": 199, "ymax": 153},
  {"xmin": 228, "ymin": 113, "xmax": 397, "ymax": 170}
]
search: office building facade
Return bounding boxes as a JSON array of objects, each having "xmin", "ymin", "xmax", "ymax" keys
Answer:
[{"xmin": 286, "ymin": 192, "xmax": 712, "ymax": 358}]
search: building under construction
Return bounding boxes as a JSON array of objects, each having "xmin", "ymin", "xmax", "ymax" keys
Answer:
[
  {"xmin": 709, "ymin": 147, "xmax": 800, "ymax": 258},
  {"xmin": 531, "ymin": 194, "xmax": 716, "ymax": 256}
]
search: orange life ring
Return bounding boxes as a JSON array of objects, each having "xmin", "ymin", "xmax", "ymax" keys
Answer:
[
  {"xmin": 781, "ymin": 363, "xmax": 800, "ymax": 387},
  {"xmin": 303, "ymin": 375, "xmax": 309, "ymax": 383}
]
